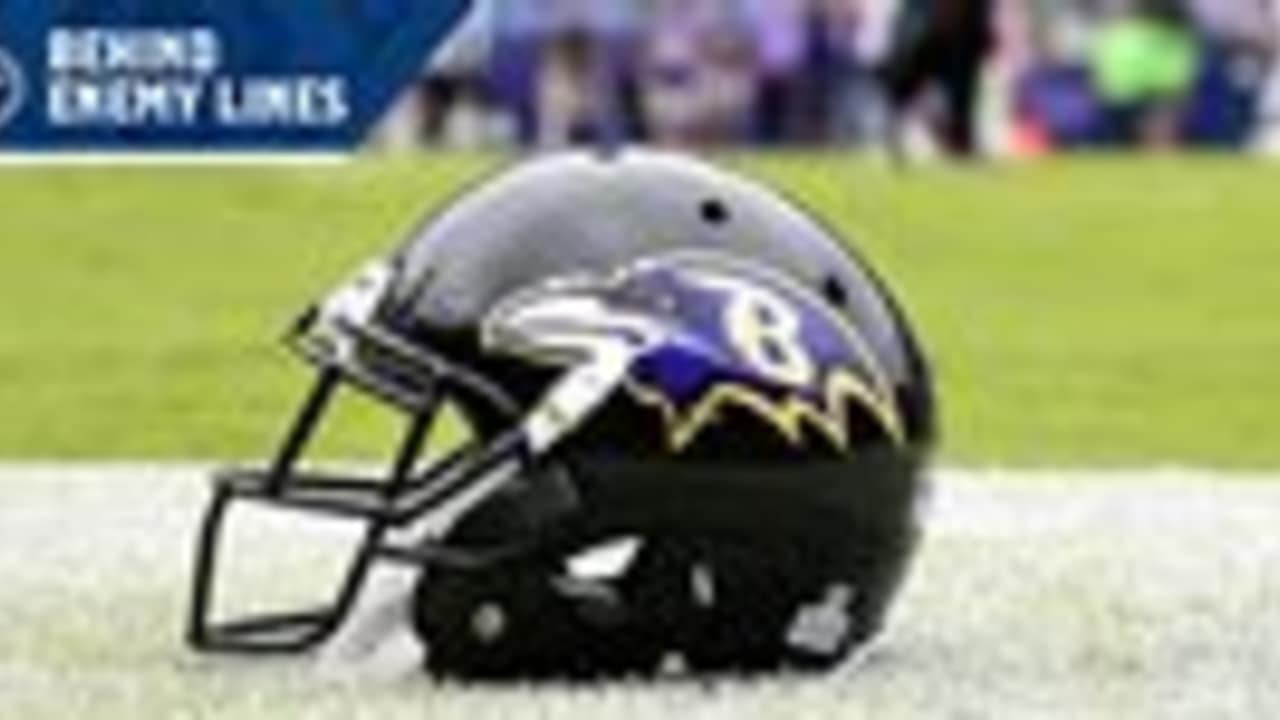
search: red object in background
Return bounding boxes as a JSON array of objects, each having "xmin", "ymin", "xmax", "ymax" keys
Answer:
[{"xmin": 1010, "ymin": 112, "xmax": 1052, "ymax": 157}]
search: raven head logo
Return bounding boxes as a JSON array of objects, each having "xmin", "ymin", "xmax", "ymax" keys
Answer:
[{"xmin": 485, "ymin": 252, "xmax": 904, "ymax": 454}]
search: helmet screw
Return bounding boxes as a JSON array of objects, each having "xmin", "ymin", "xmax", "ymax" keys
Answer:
[{"xmin": 470, "ymin": 602, "xmax": 508, "ymax": 644}]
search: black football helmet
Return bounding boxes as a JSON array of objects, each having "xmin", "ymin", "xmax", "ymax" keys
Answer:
[{"xmin": 187, "ymin": 149, "xmax": 936, "ymax": 679}]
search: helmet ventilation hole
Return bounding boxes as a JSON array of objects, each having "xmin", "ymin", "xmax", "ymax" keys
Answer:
[
  {"xmin": 822, "ymin": 276, "xmax": 849, "ymax": 308},
  {"xmin": 700, "ymin": 199, "xmax": 730, "ymax": 226}
]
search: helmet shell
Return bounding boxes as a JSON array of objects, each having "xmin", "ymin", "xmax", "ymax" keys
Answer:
[{"xmin": 379, "ymin": 150, "xmax": 935, "ymax": 644}]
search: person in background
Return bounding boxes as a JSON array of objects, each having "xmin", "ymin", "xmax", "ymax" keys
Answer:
[
  {"xmin": 492, "ymin": 0, "xmax": 644, "ymax": 148},
  {"xmin": 640, "ymin": 0, "xmax": 761, "ymax": 147},
  {"xmin": 536, "ymin": 29, "xmax": 606, "ymax": 147},
  {"xmin": 641, "ymin": 0, "xmax": 713, "ymax": 146},
  {"xmin": 1088, "ymin": 0, "xmax": 1200, "ymax": 148},
  {"xmin": 698, "ymin": 23, "xmax": 761, "ymax": 144},
  {"xmin": 742, "ymin": 0, "xmax": 811, "ymax": 143},
  {"xmin": 1184, "ymin": 0, "xmax": 1276, "ymax": 146},
  {"xmin": 840, "ymin": 0, "xmax": 902, "ymax": 144},
  {"xmin": 805, "ymin": 0, "xmax": 867, "ymax": 144},
  {"xmin": 881, "ymin": 0, "xmax": 998, "ymax": 157},
  {"xmin": 416, "ymin": 0, "xmax": 509, "ymax": 148},
  {"xmin": 1254, "ymin": 1, "xmax": 1280, "ymax": 153}
]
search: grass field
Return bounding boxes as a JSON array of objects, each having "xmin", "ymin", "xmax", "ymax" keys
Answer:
[
  {"xmin": 1, "ymin": 465, "xmax": 1276, "ymax": 719},
  {"xmin": 2, "ymin": 155, "xmax": 1279, "ymax": 716},
  {"xmin": 2, "ymin": 153, "xmax": 1278, "ymax": 465}
]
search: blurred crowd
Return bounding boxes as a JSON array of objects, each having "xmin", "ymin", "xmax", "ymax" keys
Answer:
[
  {"xmin": 1020, "ymin": 0, "xmax": 1280, "ymax": 153},
  {"xmin": 373, "ymin": 0, "xmax": 1280, "ymax": 156}
]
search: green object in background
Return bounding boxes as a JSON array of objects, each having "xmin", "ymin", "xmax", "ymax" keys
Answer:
[
  {"xmin": 1089, "ymin": 18, "xmax": 1199, "ymax": 104},
  {"xmin": 2, "ymin": 154, "xmax": 1279, "ymax": 468}
]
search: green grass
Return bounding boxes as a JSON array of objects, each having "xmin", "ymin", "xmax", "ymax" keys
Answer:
[{"xmin": 1, "ymin": 154, "xmax": 1278, "ymax": 466}]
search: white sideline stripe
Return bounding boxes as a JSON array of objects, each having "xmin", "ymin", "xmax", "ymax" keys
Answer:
[{"xmin": 0, "ymin": 152, "xmax": 351, "ymax": 167}]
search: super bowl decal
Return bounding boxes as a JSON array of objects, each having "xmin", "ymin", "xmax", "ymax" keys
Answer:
[
  {"xmin": 0, "ymin": 0, "xmax": 469, "ymax": 149},
  {"xmin": 484, "ymin": 251, "xmax": 905, "ymax": 453}
]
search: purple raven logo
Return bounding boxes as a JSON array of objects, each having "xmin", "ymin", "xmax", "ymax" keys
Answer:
[{"xmin": 485, "ymin": 251, "xmax": 904, "ymax": 453}]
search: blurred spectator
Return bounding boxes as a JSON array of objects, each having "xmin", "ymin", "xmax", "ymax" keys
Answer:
[
  {"xmin": 1184, "ymin": 0, "xmax": 1277, "ymax": 146},
  {"xmin": 698, "ymin": 24, "xmax": 761, "ymax": 143},
  {"xmin": 419, "ymin": 1, "xmax": 513, "ymax": 148},
  {"xmin": 843, "ymin": 0, "xmax": 903, "ymax": 143},
  {"xmin": 1088, "ymin": 0, "xmax": 1199, "ymax": 148},
  {"xmin": 638, "ymin": 0, "xmax": 702, "ymax": 145},
  {"xmin": 401, "ymin": 0, "xmax": 1280, "ymax": 157},
  {"xmin": 640, "ymin": 0, "xmax": 761, "ymax": 146},
  {"xmin": 808, "ymin": 0, "xmax": 892, "ymax": 144},
  {"xmin": 881, "ymin": 0, "xmax": 998, "ymax": 157},
  {"xmin": 743, "ymin": 0, "xmax": 811, "ymax": 143},
  {"xmin": 503, "ymin": 0, "xmax": 644, "ymax": 146},
  {"xmin": 536, "ymin": 30, "xmax": 604, "ymax": 147},
  {"xmin": 1256, "ymin": 2, "xmax": 1280, "ymax": 152}
]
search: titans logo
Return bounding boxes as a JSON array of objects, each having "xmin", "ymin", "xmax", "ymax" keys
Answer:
[{"xmin": 485, "ymin": 251, "xmax": 904, "ymax": 453}]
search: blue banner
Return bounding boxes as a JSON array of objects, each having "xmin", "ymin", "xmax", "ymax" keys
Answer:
[{"xmin": 0, "ymin": 0, "xmax": 470, "ymax": 150}]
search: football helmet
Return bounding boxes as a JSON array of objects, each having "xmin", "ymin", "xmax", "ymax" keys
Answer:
[{"xmin": 187, "ymin": 150, "xmax": 936, "ymax": 679}]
